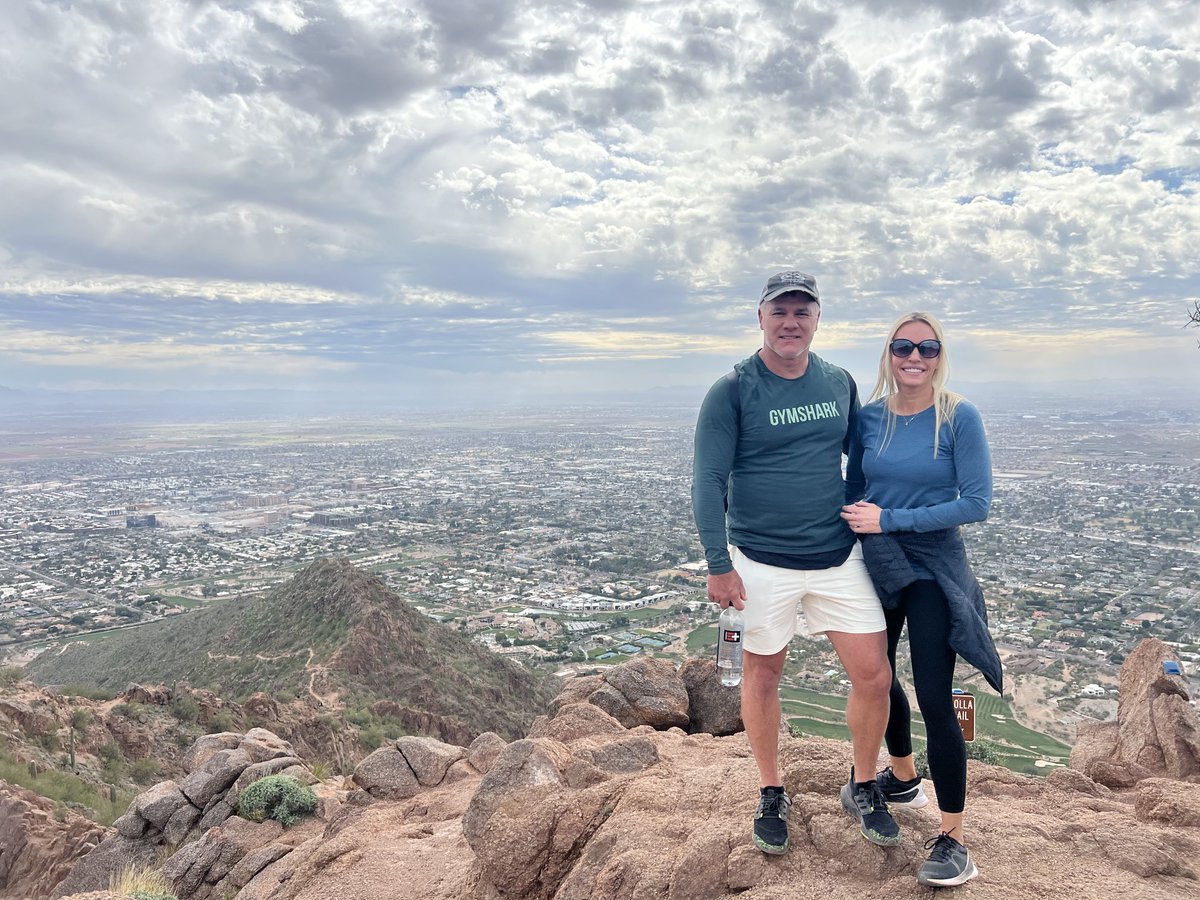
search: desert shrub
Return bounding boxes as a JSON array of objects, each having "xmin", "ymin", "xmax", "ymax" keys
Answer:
[
  {"xmin": 111, "ymin": 701, "xmax": 145, "ymax": 720},
  {"xmin": 169, "ymin": 694, "xmax": 200, "ymax": 724},
  {"xmin": 0, "ymin": 665, "xmax": 22, "ymax": 687},
  {"xmin": 205, "ymin": 710, "xmax": 237, "ymax": 734},
  {"xmin": 358, "ymin": 725, "xmax": 385, "ymax": 750},
  {"xmin": 237, "ymin": 775, "xmax": 317, "ymax": 827},
  {"xmin": 130, "ymin": 758, "xmax": 159, "ymax": 784},
  {"xmin": 309, "ymin": 760, "xmax": 332, "ymax": 781},
  {"xmin": 965, "ymin": 737, "xmax": 1002, "ymax": 765}
]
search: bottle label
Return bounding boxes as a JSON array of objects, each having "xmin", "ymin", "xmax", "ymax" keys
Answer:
[{"xmin": 721, "ymin": 629, "xmax": 742, "ymax": 643}]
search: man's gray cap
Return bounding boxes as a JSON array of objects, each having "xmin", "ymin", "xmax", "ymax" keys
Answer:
[{"xmin": 760, "ymin": 270, "xmax": 819, "ymax": 305}]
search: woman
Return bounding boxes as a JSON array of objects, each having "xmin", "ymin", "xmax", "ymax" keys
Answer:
[{"xmin": 841, "ymin": 312, "xmax": 1002, "ymax": 888}]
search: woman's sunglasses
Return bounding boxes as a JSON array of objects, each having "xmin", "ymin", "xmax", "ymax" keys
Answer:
[{"xmin": 889, "ymin": 338, "xmax": 942, "ymax": 359}]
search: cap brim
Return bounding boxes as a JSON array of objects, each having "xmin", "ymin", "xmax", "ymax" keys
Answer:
[{"xmin": 760, "ymin": 287, "xmax": 819, "ymax": 305}]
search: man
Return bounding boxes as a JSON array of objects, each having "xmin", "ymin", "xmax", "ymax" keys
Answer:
[{"xmin": 691, "ymin": 269, "xmax": 898, "ymax": 855}]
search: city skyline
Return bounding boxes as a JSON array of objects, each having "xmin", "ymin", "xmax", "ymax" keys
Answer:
[{"xmin": 2, "ymin": 1, "xmax": 1199, "ymax": 408}]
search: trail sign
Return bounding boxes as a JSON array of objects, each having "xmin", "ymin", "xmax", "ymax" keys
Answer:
[{"xmin": 952, "ymin": 689, "xmax": 975, "ymax": 742}]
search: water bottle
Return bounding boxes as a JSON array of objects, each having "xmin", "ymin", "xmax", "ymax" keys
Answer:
[{"xmin": 715, "ymin": 605, "xmax": 744, "ymax": 687}]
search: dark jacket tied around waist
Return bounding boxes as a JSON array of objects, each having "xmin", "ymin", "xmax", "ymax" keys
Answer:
[{"xmin": 861, "ymin": 529, "xmax": 1003, "ymax": 694}]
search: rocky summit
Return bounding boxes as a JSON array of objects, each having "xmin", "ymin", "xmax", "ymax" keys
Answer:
[{"xmin": 3, "ymin": 641, "xmax": 1195, "ymax": 900}]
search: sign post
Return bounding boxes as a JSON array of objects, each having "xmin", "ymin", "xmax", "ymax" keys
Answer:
[{"xmin": 952, "ymin": 689, "xmax": 975, "ymax": 742}]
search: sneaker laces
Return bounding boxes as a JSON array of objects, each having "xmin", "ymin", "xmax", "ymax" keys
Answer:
[
  {"xmin": 924, "ymin": 832, "xmax": 959, "ymax": 862},
  {"xmin": 756, "ymin": 790, "xmax": 791, "ymax": 820},
  {"xmin": 850, "ymin": 780, "xmax": 888, "ymax": 814}
]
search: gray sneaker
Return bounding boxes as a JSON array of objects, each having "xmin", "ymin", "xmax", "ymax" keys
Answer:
[
  {"xmin": 917, "ymin": 832, "xmax": 979, "ymax": 887},
  {"xmin": 840, "ymin": 767, "xmax": 901, "ymax": 846},
  {"xmin": 876, "ymin": 766, "xmax": 930, "ymax": 809}
]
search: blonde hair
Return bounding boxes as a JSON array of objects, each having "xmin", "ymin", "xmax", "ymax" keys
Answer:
[{"xmin": 868, "ymin": 311, "xmax": 963, "ymax": 458}]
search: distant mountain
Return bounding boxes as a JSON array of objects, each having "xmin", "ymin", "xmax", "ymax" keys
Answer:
[{"xmin": 25, "ymin": 558, "xmax": 556, "ymax": 742}]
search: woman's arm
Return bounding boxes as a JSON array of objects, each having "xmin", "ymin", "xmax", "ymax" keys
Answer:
[{"xmin": 881, "ymin": 401, "xmax": 993, "ymax": 532}]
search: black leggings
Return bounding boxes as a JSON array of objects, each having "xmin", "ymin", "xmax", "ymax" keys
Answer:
[{"xmin": 883, "ymin": 579, "xmax": 966, "ymax": 814}]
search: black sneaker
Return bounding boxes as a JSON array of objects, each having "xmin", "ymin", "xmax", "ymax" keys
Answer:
[
  {"xmin": 917, "ymin": 832, "xmax": 979, "ymax": 886},
  {"xmin": 877, "ymin": 766, "xmax": 929, "ymax": 809},
  {"xmin": 839, "ymin": 767, "xmax": 901, "ymax": 846},
  {"xmin": 753, "ymin": 786, "xmax": 791, "ymax": 855}
]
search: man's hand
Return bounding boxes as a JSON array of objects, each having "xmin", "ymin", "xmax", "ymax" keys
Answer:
[
  {"xmin": 707, "ymin": 570, "xmax": 746, "ymax": 610},
  {"xmin": 840, "ymin": 500, "xmax": 883, "ymax": 534}
]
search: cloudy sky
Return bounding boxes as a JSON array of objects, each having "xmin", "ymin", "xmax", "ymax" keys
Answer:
[{"xmin": 2, "ymin": 0, "xmax": 1198, "ymax": 408}]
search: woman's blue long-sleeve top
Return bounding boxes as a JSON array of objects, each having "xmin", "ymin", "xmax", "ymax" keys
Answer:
[{"xmin": 850, "ymin": 397, "xmax": 1002, "ymax": 693}]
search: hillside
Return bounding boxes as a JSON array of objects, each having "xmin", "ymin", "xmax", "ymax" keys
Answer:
[
  {"xmin": 24, "ymin": 558, "xmax": 556, "ymax": 743},
  {"xmin": 23, "ymin": 645, "xmax": 1200, "ymax": 900}
]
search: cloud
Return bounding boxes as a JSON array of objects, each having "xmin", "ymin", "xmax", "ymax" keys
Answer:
[{"xmin": 0, "ymin": 0, "xmax": 1197, "ymax": 399}]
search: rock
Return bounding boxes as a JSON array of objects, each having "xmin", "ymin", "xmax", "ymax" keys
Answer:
[
  {"xmin": 1072, "ymin": 638, "xmax": 1200, "ymax": 784},
  {"xmin": 161, "ymin": 816, "xmax": 283, "ymax": 898},
  {"xmin": 464, "ymin": 738, "xmax": 620, "ymax": 899},
  {"xmin": 395, "ymin": 736, "xmax": 465, "ymax": 786},
  {"xmin": 1134, "ymin": 778, "xmax": 1200, "ymax": 828},
  {"xmin": 183, "ymin": 732, "xmax": 241, "ymax": 773},
  {"xmin": 528, "ymin": 702, "xmax": 627, "ymax": 742},
  {"xmin": 575, "ymin": 735, "xmax": 659, "ymax": 774},
  {"xmin": 198, "ymin": 798, "xmax": 235, "ymax": 832},
  {"xmin": 354, "ymin": 747, "xmax": 419, "ymax": 800},
  {"xmin": 553, "ymin": 659, "xmax": 690, "ymax": 731},
  {"xmin": 132, "ymin": 780, "xmax": 191, "ymax": 830},
  {"xmin": 239, "ymin": 728, "xmax": 297, "ymax": 764},
  {"xmin": 179, "ymin": 748, "xmax": 253, "ymax": 808},
  {"xmin": 1093, "ymin": 825, "xmax": 1196, "ymax": 878},
  {"xmin": 49, "ymin": 834, "xmax": 159, "ymax": 899},
  {"xmin": 110, "ymin": 811, "xmax": 147, "ymax": 840},
  {"xmin": 0, "ymin": 782, "xmax": 107, "ymax": 900},
  {"xmin": 0, "ymin": 698, "xmax": 57, "ymax": 736},
  {"xmin": 466, "ymin": 731, "xmax": 507, "ymax": 774},
  {"xmin": 680, "ymin": 658, "xmax": 743, "ymax": 736},
  {"xmin": 1045, "ymin": 767, "xmax": 1109, "ymax": 798},
  {"xmin": 162, "ymin": 802, "xmax": 203, "ymax": 846},
  {"xmin": 118, "ymin": 683, "xmax": 172, "ymax": 706}
]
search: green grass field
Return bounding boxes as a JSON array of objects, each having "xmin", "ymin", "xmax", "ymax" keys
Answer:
[{"xmin": 780, "ymin": 685, "xmax": 1065, "ymax": 776}]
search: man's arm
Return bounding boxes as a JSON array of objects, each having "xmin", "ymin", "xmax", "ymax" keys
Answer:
[
  {"xmin": 691, "ymin": 373, "xmax": 739, "ymax": 576},
  {"xmin": 843, "ymin": 371, "xmax": 866, "ymax": 503}
]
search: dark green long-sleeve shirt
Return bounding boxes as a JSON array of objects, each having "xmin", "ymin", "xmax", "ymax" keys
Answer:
[{"xmin": 691, "ymin": 352, "xmax": 862, "ymax": 575}]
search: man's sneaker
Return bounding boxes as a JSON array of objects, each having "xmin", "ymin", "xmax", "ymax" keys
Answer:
[
  {"xmin": 917, "ymin": 832, "xmax": 979, "ymax": 887},
  {"xmin": 877, "ymin": 766, "xmax": 930, "ymax": 809},
  {"xmin": 839, "ymin": 767, "xmax": 901, "ymax": 846},
  {"xmin": 753, "ymin": 786, "xmax": 791, "ymax": 855}
]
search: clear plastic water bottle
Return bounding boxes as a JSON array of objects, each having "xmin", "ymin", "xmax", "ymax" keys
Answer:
[{"xmin": 715, "ymin": 605, "xmax": 744, "ymax": 687}]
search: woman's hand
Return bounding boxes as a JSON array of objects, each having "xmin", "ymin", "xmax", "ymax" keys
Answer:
[{"xmin": 841, "ymin": 500, "xmax": 883, "ymax": 534}]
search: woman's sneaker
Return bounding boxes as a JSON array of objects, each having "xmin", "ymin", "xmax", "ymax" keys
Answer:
[
  {"xmin": 753, "ymin": 785, "xmax": 791, "ymax": 854},
  {"xmin": 876, "ymin": 766, "xmax": 929, "ymax": 809},
  {"xmin": 917, "ymin": 832, "xmax": 979, "ymax": 886}
]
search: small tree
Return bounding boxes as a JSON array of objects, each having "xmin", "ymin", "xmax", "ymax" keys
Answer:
[{"xmin": 1188, "ymin": 301, "xmax": 1200, "ymax": 345}]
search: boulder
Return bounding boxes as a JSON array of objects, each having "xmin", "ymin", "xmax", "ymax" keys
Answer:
[
  {"xmin": 183, "ymin": 733, "xmax": 241, "ymax": 773},
  {"xmin": 49, "ymin": 834, "xmax": 159, "ymax": 899},
  {"xmin": 132, "ymin": 780, "xmax": 191, "ymax": 830},
  {"xmin": 0, "ymin": 782, "xmax": 107, "ymax": 900},
  {"xmin": 552, "ymin": 659, "xmax": 689, "ymax": 731},
  {"xmin": 1134, "ymin": 778, "xmax": 1200, "ymax": 828},
  {"xmin": 239, "ymin": 728, "xmax": 297, "ymax": 764},
  {"xmin": 395, "ymin": 736, "xmax": 465, "ymax": 786},
  {"xmin": 179, "ymin": 748, "xmax": 253, "ymax": 808},
  {"xmin": 466, "ymin": 732, "xmax": 507, "ymax": 774},
  {"xmin": 118, "ymin": 683, "xmax": 172, "ymax": 706},
  {"xmin": 353, "ymin": 747, "xmax": 420, "ymax": 800},
  {"xmin": 680, "ymin": 658, "xmax": 743, "ymax": 736},
  {"xmin": 1077, "ymin": 638, "xmax": 1200, "ymax": 783},
  {"xmin": 528, "ymin": 702, "xmax": 627, "ymax": 742}
]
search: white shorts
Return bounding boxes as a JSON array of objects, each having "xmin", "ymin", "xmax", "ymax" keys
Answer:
[{"xmin": 732, "ymin": 543, "xmax": 884, "ymax": 655}]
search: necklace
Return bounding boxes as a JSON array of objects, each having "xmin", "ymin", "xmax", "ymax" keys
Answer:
[{"xmin": 902, "ymin": 413, "xmax": 919, "ymax": 427}]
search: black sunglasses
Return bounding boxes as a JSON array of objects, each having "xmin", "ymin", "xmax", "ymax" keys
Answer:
[{"xmin": 889, "ymin": 338, "xmax": 942, "ymax": 359}]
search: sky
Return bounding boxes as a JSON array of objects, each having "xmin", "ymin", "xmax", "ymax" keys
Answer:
[{"xmin": 1, "ymin": 0, "xmax": 1199, "ymax": 410}]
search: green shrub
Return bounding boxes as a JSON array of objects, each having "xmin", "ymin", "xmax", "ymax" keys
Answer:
[
  {"xmin": 358, "ymin": 725, "xmax": 385, "ymax": 750},
  {"xmin": 237, "ymin": 775, "xmax": 317, "ymax": 827},
  {"xmin": 169, "ymin": 695, "xmax": 200, "ymax": 724},
  {"xmin": 0, "ymin": 665, "xmax": 22, "ymax": 687},
  {"xmin": 130, "ymin": 758, "xmax": 159, "ymax": 784},
  {"xmin": 205, "ymin": 710, "xmax": 237, "ymax": 734}
]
